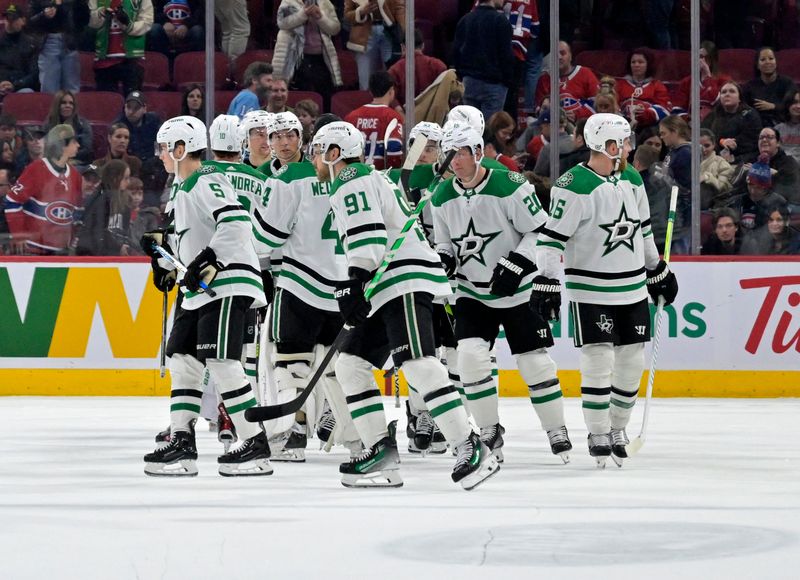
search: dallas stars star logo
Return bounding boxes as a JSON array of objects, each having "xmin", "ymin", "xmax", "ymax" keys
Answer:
[
  {"xmin": 596, "ymin": 314, "xmax": 614, "ymax": 334},
  {"xmin": 452, "ymin": 218, "xmax": 502, "ymax": 268},
  {"xmin": 599, "ymin": 205, "xmax": 641, "ymax": 256}
]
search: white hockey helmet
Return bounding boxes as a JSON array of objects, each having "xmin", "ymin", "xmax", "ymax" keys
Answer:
[
  {"xmin": 440, "ymin": 123, "xmax": 483, "ymax": 156},
  {"xmin": 209, "ymin": 114, "xmax": 241, "ymax": 152},
  {"xmin": 409, "ymin": 121, "xmax": 443, "ymax": 146},
  {"xmin": 445, "ymin": 105, "xmax": 485, "ymax": 135},
  {"xmin": 584, "ymin": 113, "xmax": 631, "ymax": 155},
  {"xmin": 240, "ymin": 110, "xmax": 274, "ymax": 149},
  {"xmin": 269, "ymin": 111, "xmax": 303, "ymax": 142},
  {"xmin": 311, "ymin": 121, "xmax": 363, "ymax": 166},
  {"xmin": 156, "ymin": 116, "xmax": 207, "ymax": 161}
]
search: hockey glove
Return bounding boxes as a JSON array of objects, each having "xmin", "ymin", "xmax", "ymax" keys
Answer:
[
  {"xmin": 437, "ymin": 248, "xmax": 457, "ymax": 279},
  {"xmin": 529, "ymin": 275, "xmax": 562, "ymax": 322},
  {"xmin": 140, "ymin": 230, "xmax": 168, "ymax": 259},
  {"xmin": 490, "ymin": 252, "xmax": 535, "ymax": 297},
  {"xmin": 183, "ymin": 247, "xmax": 221, "ymax": 294},
  {"xmin": 646, "ymin": 260, "xmax": 678, "ymax": 306},
  {"xmin": 334, "ymin": 267, "xmax": 372, "ymax": 326},
  {"xmin": 261, "ymin": 269, "xmax": 274, "ymax": 305},
  {"xmin": 151, "ymin": 258, "xmax": 177, "ymax": 292}
]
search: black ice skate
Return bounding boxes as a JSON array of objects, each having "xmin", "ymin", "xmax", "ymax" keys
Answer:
[
  {"xmin": 316, "ymin": 404, "xmax": 336, "ymax": 444},
  {"xmin": 154, "ymin": 419, "xmax": 196, "ymax": 448},
  {"xmin": 547, "ymin": 426, "xmax": 573, "ymax": 464},
  {"xmin": 610, "ymin": 428, "xmax": 629, "ymax": 467},
  {"xmin": 218, "ymin": 431, "xmax": 273, "ymax": 476},
  {"xmin": 340, "ymin": 435, "xmax": 402, "ymax": 488},
  {"xmin": 452, "ymin": 432, "xmax": 500, "ymax": 491},
  {"xmin": 144, "ymin": 430, "xmax": 198, "ymax": 477},
  {"xmin": 217, "ymin": 403, "xmax": 237, "ymax": 453},
  {"xmin": 479, "ymin": 423, "xmax": 506, "ymax": 463},
  {"xmin": 405, "ymin": 400, "xmax": 417, "ymax": 440},
  {"xmin": 588, "ymin": 432, "xmax": 612, "ymax": 468},
  {"xmin": 271, "ymin": 427, "xmax": 307, "ymax": 462}
]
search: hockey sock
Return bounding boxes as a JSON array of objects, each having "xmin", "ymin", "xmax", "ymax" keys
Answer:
[
  {"xmin": 243, "ymin": 342, "xmax": 259, "ymax": 403},
  {"xmin": 404, "ymin": 357, "xmax": 470, "ymax": 445},
  {"xmin": 206, "ymin": 358, "xmax": 261, "ymax": 441},
  {"xmin": 518, "ymin": 350, "xmax": 565, "ymax": 431},
  {"xmin": 336, "ymin": 353, "xmax": 388, "ymax": 448},
  {"xmin": 169, "ymin": 354, "xmax": 205, "ymax": 432},
  {"xmin": 407, "ymin": 382, "xmax": 427, "ymax": 414},
  {"xmin": 457, "ymin": 338, "xmax": 500, "ymax": 428},
  {"xmin": 610, "ymin": 343, "xmax": 645, "ymax": 429},
  {"xmin": 580, "ymin": 344, "xmax": 614, "ymax": 434},
  {"xmin": 443, "ymin": 347, "xmax": 465, "ymax": 408}
]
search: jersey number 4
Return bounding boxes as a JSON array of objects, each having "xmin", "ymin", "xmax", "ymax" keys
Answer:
[{"xmin": 321, "ymin": 211, "xmax": 344, "ymax": 255}]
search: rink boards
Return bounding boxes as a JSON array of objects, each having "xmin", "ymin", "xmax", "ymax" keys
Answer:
[{"xmin": 1, "ymin": 256, "xmax": 798, "ymax": 397}]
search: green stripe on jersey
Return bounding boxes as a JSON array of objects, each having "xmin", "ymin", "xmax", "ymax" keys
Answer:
[
  {"xmin": 565, "ymin": 280, "xmax": 645, "ymax": 293},
  {"xmin": 371, "ymin": 271, "xmax": 449, "ymax": 295},
  {"xmin": 348, "ymin": 237, "xmax": 388, "ymax": 250},
  {"xmin": 279, "ymin": 270, "xmax": 335, "ymax": 299}
]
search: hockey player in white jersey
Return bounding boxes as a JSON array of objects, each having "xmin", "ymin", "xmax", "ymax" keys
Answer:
[
  {"xmin": 142, "ymin": 116, "xmax": 271, "ymax": 477},
  {"xmin": 431, "ymin": 124, "xmax": 572, "ymax": 463},
  {"xmin": 531, "ymin": 113, "xmax": 678, "ymax": 467},
  {"xmin": 257, "ymin": 111, "xmax": 305, "ymax": 177},
  {"xmin": 241, "ymin": 110, "xmax": 274, "ymax": 171},
  {"xmin": 312, "ymin": 121, "xmax": 500, "ymax": 490}
]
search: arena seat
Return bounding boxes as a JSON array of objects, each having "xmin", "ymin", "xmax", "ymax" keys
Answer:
[
  {"xmin": 2, "ymin": 93, "xmax": 53, "ymax": 124},
  {"xmin": 414, "ymin": 0, "xmax": 458, "ymax": 26},
  {"xmin": 331, "ymin": 90, "xmax": 372, "ymax": 118},
  {"xmin": 337, "ymin": 50, "xmax": 359, "ymax": 90},
  {"xmin": 79, "ymin": 52, "xmax": 96, "ymax": 91},
  {"xmin": 90, "ymin": 123, "xmax": 109, "ymax": 160},
  {"xmin": 142, "ymin": 52, "xmax": 171, "ymax": 91},
  {"xmin": 287, "ymin": 91, "xmax": 323, "ymax": 112},
  {"xmin": 233, "ymin": 50, "xmax": 274, "ymax": 87},
  {"xmin": 214, "ymin": 91, "xmax": 239, "ymax": 115},
  {"xmin": 142, "ymin": 91, "xmax": 182, "ymax": 120},
  {"xmin": 574, "ymin": 50, "xmax": 628, "ymax": 78},
  {"xmin": 653, "ymin": 50, "xmax": 691, "ymax": 82},
  {"xmin": 173, "ymin": 52, "xmax": 230, "ymax": 90},
  {"xmin": 76, "ymin": 92, "xmax": 124, "ymax": 124},
  {"xmin": 777, "ymin": 49, "xmax": 800, "ymax": 82}
]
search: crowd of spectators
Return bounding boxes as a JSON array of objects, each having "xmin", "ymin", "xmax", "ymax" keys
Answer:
[{"xmin": 0, "ymin": 0, "xmax": 798, "ymax": 256}]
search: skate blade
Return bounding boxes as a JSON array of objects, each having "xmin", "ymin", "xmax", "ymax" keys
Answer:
[
  {"xmin": 491, "ymin": 448, "xmax": 504, "ymax": 464},
  {"xmin": 144, "ymin": 459, "xmax": 198, "ymax": 477},
  {"xmin": 341, "ymin": 469, "xmax": 403, "ymax": 488},
  {"xmin": 218, "ymin": 458, "xmax": 274, "ymax": 477},
  {"xmin": 595, "ymin": 457, "xmax": 608, "ymax": 469},
  {"xmin": 611, "ymin": 453, "xmax": 624, "ymax": 468},
  {"xmin": 557, "ymin": 451, "xmax": 570, "ymax": 464},
  {"xmin": 271, "ymin": 449, "xmax": 306, "ymax": 463},
  {"xmin": 460, "ymin": 456, "xmax": 501, "ymax": 491}
]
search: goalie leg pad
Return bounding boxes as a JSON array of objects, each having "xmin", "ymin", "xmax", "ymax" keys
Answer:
[
  {"xmin": 336, "ymin": 353, "xmax": 388, "ymax": 448},
  {"xmin": 206, "ymin": 358, "xmax": 261, "ymax": 441},
  {"xmin": 518, "ymin": 349, "xmax": 565, "ymax": 431},
  {"xmin": 579, "ymin": 343, "xmax": 614, "ymax": 435},
  {"xmin": 610, "ymin": 343, "xmax": 645, "ymax": 429},
  {"xmin": 457, "ymin": 338, "xmax": 499, "ymax": 428}
]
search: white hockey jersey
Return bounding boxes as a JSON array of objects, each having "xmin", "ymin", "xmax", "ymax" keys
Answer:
[
  {"xmin": 536, "ymin": 163, "xmax": 660, "ymax": 306},
  {"xmin": 171, "ymin": 164, "xmax": 267, "ymax": 310},
  {"xmin": 260, "ymin": 160, "xmax": 347, "ymax": 311},
  {"xmin": 431, "ymin": 168, "xmax": 547, "ymax": 309},
  {"xmin": 328, "ymin": 163, "xmax": 451, "ymax": 312}
]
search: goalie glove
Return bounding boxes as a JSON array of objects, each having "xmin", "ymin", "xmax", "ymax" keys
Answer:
[
  {"xmin": 183, "ymin": 247, "xmax": 221, "ymax": 294},
  {"xmin": 490, "ymin": 251, "xmax": 535, "ymax": 297},
  {"xmin": 646, "ymin": 260, "xmax": 678, "ymax": 305},
  {"xmin": 334, "ymin": 267, "xmax": 371, "ymax": 326},
  {"xmin": 437, "ymin": 248, "xmax": 457, "ymax": 279},
  {"xmin": 529, "ymin": 275, "xmax": 561, "ymax": 322}
]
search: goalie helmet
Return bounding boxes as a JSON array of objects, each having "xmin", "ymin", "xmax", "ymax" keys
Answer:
[
  {"xmin": 311, "ymin": 121, "xmax": 363, "ymax": 165},
  {"xmin": 583, "ymin": 113, "xmax": 631, "ymax": 155},
  {"xmin": 209, "ymin": 114, "xmax": 241, "ymax": 152},
  {"xmin": 409, "ymin": 121, "xmax": 443, "ymax": 146},
  {"xmin": 440, "ymin": 123, "xmax": 483, "ymax": 156},
  {"xmin": 444, "ymin": 105, "xmax": 485, "ymax": 135},
  {"xmin": 156, "ymin": 115, "xmax": 207, "ymax": 156}
]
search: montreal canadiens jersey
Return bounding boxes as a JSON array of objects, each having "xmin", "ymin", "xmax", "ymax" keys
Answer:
[
  {"xmin": 344, "ymin": 104, "xmax": 403, "ymax": 170},
  {"xmin": 329, "ymin": 163, "xmax": 451, "ymax": 312},
  {"xmin": 259, "ymin": 160, "xmax": 347, "ymax": 311},
  {"xmin": 536, "ymin": 163, "xmax": 660, "ymax": 306},
  {"xmin": 616, "ymin": 77, "xmax": 672, "ymax": 124},
  {"xmin": 431, "ymin": 168, "xmax": 546, "ymax": 308},
  {"xmin": 171, "ymin": 164, "xmax": 266, "ymax": 310},
  {"xmin": 535, "ymin": 65, "xmax": 600, "ymax": 120}
]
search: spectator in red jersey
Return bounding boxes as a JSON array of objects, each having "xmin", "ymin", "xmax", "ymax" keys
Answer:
[
  {"xmin": 483, "ymin": 132, "xmax": 519, "ymax": 172},
  {"xmin": 617, "ymin": 48, "xmax": 672, "ymax": 130},
  {"xmin": 673, "ymin": 41, "xmax": 730, "ymax": 121},
  {"xmin": 535, "ymin": 41, "xmax": 599, "ymax": 122},
  {"xmin": 3, "ymin": 124, "xmax": 83, "ymax": 254},
  {"xmin": 388, "ymin": 28, "xmax": 446, "ymax": 104},
  {"xmin": 743, "ymin": 47, "xmax": 798, "ymax": 129},
  {"xmin": 344, "ymin": 71, "xmax": 403, "ymax": 170}
]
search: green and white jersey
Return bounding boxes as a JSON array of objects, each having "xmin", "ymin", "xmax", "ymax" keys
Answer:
[
  {"xmin": 431, "ymin": 168, "xmax": 546, "ymax": 308},
  {"xmin": 329, "ymin": 162, "xmax": 452, "ymax": 312},
  {"xmin": 387, "ymin": 163, "xmax": 438, "ymax": 242},
  {"xmin": 257, "ymin": 157, "xmax": 283, "ymax": 178},
  {"xmin": 260, "ymin": 160, "xmax": 346, "ymax": 311},
  {"xmin": 172, "ymin": 164, "xmax": 266, "ymax": 310},
  {"xmin": 536, "ymin": 163, "xmax": 660, "ymax": 306}
]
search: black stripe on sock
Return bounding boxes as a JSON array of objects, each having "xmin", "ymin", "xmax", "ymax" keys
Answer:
[
  {"xmin": 221, "ymin": 385, "xmax": 252, "ymax": 400},
  {"xmin": 530, "ymin": 378, "xmax": 559, "ymax": 391},
  {"xmin": 171, "ymin": 389, "xmax": 202, "ymax": 398},
  {"xmin": 581, "ymin": 386, "xmax": 612, "ymax": 396},
  {"xmin": 423, "ymin": 385, "xmax": 457, "ymax": 403},
  {"xmin": 611, "ymin": 385, "xmax": 639, "ymax": 397},
  {"xmin": 346, "ymin": 389, "xmax": 382, "ymax": 404}
]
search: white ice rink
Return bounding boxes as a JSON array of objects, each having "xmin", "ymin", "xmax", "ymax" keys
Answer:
[{"xmin": 1, "ymin": 396, "xmax": 798, "ymax": 580}]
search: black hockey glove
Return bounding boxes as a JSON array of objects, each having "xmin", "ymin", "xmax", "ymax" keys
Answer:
[
  {"xmin": 334, "ymin": 267, "xmax": 372, "ymax": 326},
  {"xmin": 490, "ymin": 251, "xmax": 535, "ymax": 297},
  {"xmin": 183, "ymin": 247, "xmax": 221, "ymax": 293},
  {"xmin": 529, "ymin": 275, "xmax": 561, "ymax": 322},
  {"xmin": 646, "ymin": 260, "xmax": 678, "ymax": 306},
  {"xmin": 437, "ymin": 248, "xmax": 457, "ymax": 279},
  {"xmin": 140, "ymin": 230, "xmax": 168, "ymax": 259},
  {"xmin": 151, "ymin": 258, "xmax": 177, "ymax": 292},
  {"xmin": 261, "ymin": 269, "xmax": 274, "ymax": 305}
]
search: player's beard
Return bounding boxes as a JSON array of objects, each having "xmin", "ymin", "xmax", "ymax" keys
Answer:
[
  {"xmin": 617, "ymin": 158, "xmax": 628, "ymax": 172},
  {"xmin": 315, "ymin": 163, "xmax": 331, "ymax": 182}
]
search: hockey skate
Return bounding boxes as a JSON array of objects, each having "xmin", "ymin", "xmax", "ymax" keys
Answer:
[
  {"xmin": 547, "ymin": 426, "xmax": 573, "ymax": 464},
  {"xmin": 408, "ymin": 411, "xmax": 448, "ymax": 455},
  {"xmin": 144, "ymin": 430, "xmax": 198, "ymax": 477},
  {"xmin": 610, "ymin": 428, "xmax": 629, "ymax": 467},
  {"xmin": 217, "ymin": 403, "xmax": 237, "ymax": 453},
  {"xmin": 405, "ymin": 400, "xmax": 416, "ymax": 440},
  {"xmin": 154, "ymin": 419, "xmax": 196, "ymax": 448},
  {"xmin": 218, "ymin": 431, "xmax": 273, "ymax": 476},
  {"xmin": 480, "ymin": 423, "xmax": 505, "ymax": 463},
  {"xmin": 316, "ymin": 404, "xmax": 336, "ymax": 445},
  {"xmin": 452, "ymin": 432, "xmax": 500, "ymax": 491},
  {"xmin": 340, "ymin": 435, "xmax": 403, "ymax": 488},
  {"xmin": 271, "ymin": 425, "xmax": 307, "ymax": 462},
  {"xmin": 588, "ymin": 432, "xmax": 612, "ymax": 468}
]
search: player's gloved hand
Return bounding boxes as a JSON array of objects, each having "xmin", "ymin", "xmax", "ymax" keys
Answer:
[
  {"xmin": 183, "ymin": 247, "xmax": 221, "ymax": 293},
  {"xmin": 646, "ymin": 260, "xmax": 678, "ymax": 305},
  {"xmin": 114, "ymin": 6, "xmax": 130, "ymax": 27},
  {"xmin": 437, "ymin": 248, "xmax": 457, "ymax": 279},
  {"xmin": 529, "ymin": 275, "xmax": 561, "ymax": 322},
  {"xmin": 334, "ymin": 267, "xmax": 371, "ymax": 326},
  {"xmin": 140, "ymin": 230, "xmax": 168, "ymax": 259},
  {"xmin": 490, "ymin": 251, "xmax": 535, "ymax": 297},
  {"xmin": 151, "ymin": 259, "xmax": 177, "ymax": 292},
  {"xmin": 261, "ymin": 269, "xmax": 274, "ymax": 304}
]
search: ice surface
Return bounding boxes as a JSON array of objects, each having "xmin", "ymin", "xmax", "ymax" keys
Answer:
[{"xmin": 1, "ymin": 397, "xmax": 799, "ymax": 580}]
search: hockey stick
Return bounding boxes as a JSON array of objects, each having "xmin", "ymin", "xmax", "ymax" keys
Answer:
[
  {"xmin": 625, "ymin": 185, "xmax": 679, "ymax": 457},
  {"xmin": 153, "ymin": 243, "xmax": 217, "ymax": 298},
  {"xmin": 159, "ymin": 291, "xmax": 168, "ymax": 378},
  {"xmin": 384, "ymin": 118, "xmax": 399, "ymax": 164},
  {"xmin": 245, "ymin": 151, "xmax": 458, "ymax": 422},
  {"xmin": 399, "ymin": 135, "xmax": 429, "ymax": 201}
]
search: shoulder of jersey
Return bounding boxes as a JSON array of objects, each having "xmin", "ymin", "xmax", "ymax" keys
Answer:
[
  {"xmin": 620, "ymin": 164, "xmax": 644, "ymax": 187},
  {"xmin": 181, "ymin": 164, "xmax": 225, "ymax": 190},
  {"xmin": 275, "ymin": 160, "xmax": 315, "ymax": 183},
  {"xmin": 553, "ymin": 164, "xmax": 604, "ymax": 195},
  {"xmin": 387, "ymin": 168, "xmax": 401, "ymax": 184},
  {"xmin": 430, "ymin": 175, "xmax": 458, "ymax": 207},
  {"xmin": 231, "ymin": 162, "xmax": 268, "ymax": 180},
  {"xmin": 477, "ymin": 168, "xmax": 526, "ymax": 199},
  {"xmin": 337, "ymin": 162, "xmax": 371, "ymax": 184}
]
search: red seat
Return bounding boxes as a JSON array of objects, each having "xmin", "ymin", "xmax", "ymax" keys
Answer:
[
  {"xmin": 142, "ymin": 52, "xmax": 171, "ymax": 91},
  {"xmin": 142, "ymin": 91, "xmax": 183, "ymax": 120},
  {"xmin": 777, "ymin": 49, "xmax": 800, "ymax": 82},
  {"xmin": 574, "ymin": 50, "xmax": 628, "ymax": 78},
  {"xmin": 718, "ymin": 49, "xmax": 756, "ymax": 84},
  {"xmin": 2, "ymin": 93, "xmax": 54, "ymax": 124},
  {"xmin": 700, "ymin": 211, "xmax": 713, "ymax": 242},
  {"xmin": 414, "ymin": 0, "xmax": 458, "ymax": 26},
  {"xmin": 79, "ymin": 52, "xmax": 96, "ymax": 91},
  {"xmin": 90, "ymin": 123, "xmax": 110, "ymax": 160},
  {"xmin": 173, "ymin": 52, "xmax": 230, "ymax": 90},
  {"xmin": 337, "ymin": 50, "xmax": 359, "ymax": 89},
  {"xmin": 331, "ymin": 90, "xmax": 372, "ymax": 118},
  {"xmin": 76, "ymin": 92, "xmax": 124, "ymax": 124},
  {"xmin": 653, "ymin": 50, "xmax": 691, "ymax": 82},
  {"xmin": 233, "ymin": 50, "xmax": 274, "ymax": 87},
  {"xmin": 214, "ymin": 91, "xmax": 239, "ymax": 115},
  {"xmin": 287, "ymin": 91, "xmax": 323, "ymax": 112}
]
